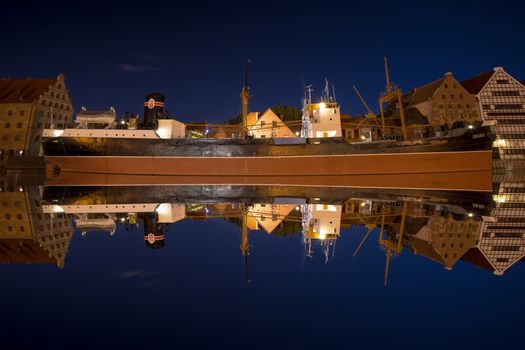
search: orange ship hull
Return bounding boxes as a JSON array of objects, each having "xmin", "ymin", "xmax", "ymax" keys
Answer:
[{"xmin": 45, "ymin": 150, "xmax": 493, "ymax": 191}]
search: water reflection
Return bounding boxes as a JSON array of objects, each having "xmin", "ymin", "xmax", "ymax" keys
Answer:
[{"xmin": 2, "ymin": 175, "xmax": 524, "ymax": 283}]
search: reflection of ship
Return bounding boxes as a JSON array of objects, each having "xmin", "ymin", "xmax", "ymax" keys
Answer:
[
  {"xmin": 4, "ymin": 172, "xmax": 525, "ymax": 279},
  {"xmin": 42, "ymin": 62, "xmax": 494, "ymax": 177}
]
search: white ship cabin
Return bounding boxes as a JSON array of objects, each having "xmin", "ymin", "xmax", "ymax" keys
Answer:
[
  {"xmin": 43, "ymin": 106, "xmax": 186, "ymax": 139},
  {"xmin": 247, "ymin": 108, "xmax": 295, "ymax": 138},
  {"xmin": 301, "ymin": 82, "xmax": 342, "ymax": 138},
  {"xmin": 76, "ymin": 106, "xmax": 116, "ymax": 128}
]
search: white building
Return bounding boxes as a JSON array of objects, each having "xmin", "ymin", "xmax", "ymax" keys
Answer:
[
  {"xmin": 462, "ymin": 67, "xmax": 525, "ymax": 159},
  {"xmin": 247, "ymin": 108, "xmax": 295, "ymax": 138}
]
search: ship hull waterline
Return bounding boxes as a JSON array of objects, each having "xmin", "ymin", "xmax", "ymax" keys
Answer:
[{"xmin": 46, "ymin": 150, "xmax": 492, "ymax": 177}]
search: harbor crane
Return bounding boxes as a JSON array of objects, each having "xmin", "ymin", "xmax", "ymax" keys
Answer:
[{"xmin": 378, "ymin": 57, "xmax": 408, "ymax": 140}]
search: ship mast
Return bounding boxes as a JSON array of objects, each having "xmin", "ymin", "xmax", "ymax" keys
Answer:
[{"xmin": 240, "ymin": 59, "xmax": 251, "ymax": 137}]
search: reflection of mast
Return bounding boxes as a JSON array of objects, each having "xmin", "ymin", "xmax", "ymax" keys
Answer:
[
  {"xmin": 379, "ymin": 201, "xmax": 407, "ymax": 285},
  {"xmin": 240, "ymin": 204, "xmax": 252, "ymax": 284}
]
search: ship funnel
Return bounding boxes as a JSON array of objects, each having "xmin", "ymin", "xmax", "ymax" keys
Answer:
[{"xmin": 142, "ymin": 92, "xmax": 165, "ymax": 129}]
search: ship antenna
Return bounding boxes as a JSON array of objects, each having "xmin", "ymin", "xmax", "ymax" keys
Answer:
[
  {"xmin": 323, "ymin": 78, "xmax": 330, "ymax": 102},
  {"xmin": 331, "ymin": 83, "xmax": 337, "ymax": 104},
  {"xmin": 305, "ymin": 84, "xmax": 313, "ymax": 104},
  {"xmin": 240, "ymin": 59, "xmax": 252, "ymax": 136}
]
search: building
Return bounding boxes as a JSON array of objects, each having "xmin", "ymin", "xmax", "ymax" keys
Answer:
[
  {"xmin": 461, "ymin": 67, "xmax": 525, "ymax": 159},
  {"xmin": 0, "ymin": 75, "xmax": 73, "ymax": 165},
  {"xmin": 247, "ymin": 108, "xmax": 295, "ymax": 138},
  {"xmin": 399, "ymin": 72, "xmax": 480, "ymax": 137},
  {"xmin": 0, "ymin": 183, "xmax": 73, "ymax": 268}
]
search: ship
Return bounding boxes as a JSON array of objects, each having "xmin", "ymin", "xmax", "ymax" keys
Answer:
[{"xmin": 42, "ymin": 62, "xmax": 495, "ymax": 177}]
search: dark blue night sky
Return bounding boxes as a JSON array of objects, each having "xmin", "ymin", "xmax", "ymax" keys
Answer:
[{"xmin": 2, "ymin": 0, "xmax": 525, "ymax": 122}]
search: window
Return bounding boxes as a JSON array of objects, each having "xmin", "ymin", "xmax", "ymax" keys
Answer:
[
  {"xmin": 495, "ymin": 104, "xmax": 522, "ymax": 110},
  {"xmin": 466, "ymin": 104, "xmax": 471, "ymax": 108},
  {"xmin": 5, "ymin": 122, "xmax": 10, "ymax": 128},
  {"xmin": 7, "ymin": 110, "xmax": 12, "ymax": 116},
  {"xmin": 14, "ymin": 134, "xmax": 20, "ymax": 141},
  {"xmin": 16, "ymin": 214, "xmax": 22, "ymax": 220},
  {"xmin": 5, "ymin": 213, "xmax": 10, "ymax": 219},
  {"xmin": 20, "ymin": 110, "xmax": 25, "ymax": 116},
  {"xmin": 444, "ymin": 84, "xmax": 449, "ymax": 89},
  {"xmin": 496, "ymin": 79, "xmax": 509, "ymax": 84},
  {"xmin": 453, "ymin": 83, "xmax": 457, "ymax": 88},
  {"xmin": 493, "ymin": 91, "xmax": 520, "ymax": 96},
  {"xmin": 450, "ymin": 94, "xmax": 454, "ymax": 99},
  {"xmin": 442, "ymin": 94, "xmax": 446, "ymax": 99},
  {"xmin": 16, "ymin": 122, "xmax": 22, "ymax": 128},
  {"xmin": 459, "ymin": 94, "xmax": 463, "ymax": 99}
]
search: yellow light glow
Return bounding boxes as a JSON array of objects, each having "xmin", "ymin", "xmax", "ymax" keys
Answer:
[
  {"xmin": 493, "ymin": 194, "xmax": 506, "ymax": 204},
  {"xmin": 318, "ymin": 102, "xmax": 326, "ymax": 109},
  {"xmin": 494, "ymin": 139, "xmax": 506, "ymax": 148},
  {"xmin": 319, "ymin": 233, "xmax": 326, "ymax": 240}
]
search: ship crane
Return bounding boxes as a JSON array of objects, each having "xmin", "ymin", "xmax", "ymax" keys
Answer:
[
  {"xmin": 378, "ymin": 57, "xmax": 408, "ymax": 140},
  {"xmin": 352, "ymin": 85, "xmax": 377, "ymax": 120},
  {"xmin": 379, "ymin": 201, "xmax": 407, "ymax": 285}
]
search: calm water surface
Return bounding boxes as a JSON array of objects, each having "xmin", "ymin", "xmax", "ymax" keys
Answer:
[{"xmin": 1, "ymin": 182, "xmax": 524, "ymax": 349}]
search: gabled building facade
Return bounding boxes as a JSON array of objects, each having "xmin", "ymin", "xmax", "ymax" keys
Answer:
[
  {"xmin": 0, "ymin": 75, "xmax": 73, "ymax": 165},
  {"xmin": 402, "ymin": 72, "xmax": 480, "ymax": 135},
  {"xmin": 462, "ymin": 67, "xmax": 525, "ymax": 159},
  {"xmin": 247, "ymin": 108, "xmax": 295, "ymax": 138}
]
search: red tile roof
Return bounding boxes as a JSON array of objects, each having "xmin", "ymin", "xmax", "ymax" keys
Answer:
[
  {"xmin": 460, "ymin": 247, "xmax": 494, "ymax": 272},
  {"xmin": 460, "ymin": 70, "xmax": 495, "ymax": 95},
  {"xmin": 0, "ymin": 239, "xmax": 56, "ymax": 265},
  {"xmin": 406, "ymin": 78, "xmax": 444, "ymax": 106},
  {"xmin": 0, "ymin": 78, "xmax": 56, "ymax": 104}
]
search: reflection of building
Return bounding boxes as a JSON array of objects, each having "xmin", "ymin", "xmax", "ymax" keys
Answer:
[
  {"xmin": 0, "ymin": 75, "xmax": 73, "ymax": 164},
  {"xmin": 247, "ymin": 109, "xmax": 295, "ymax": 138},
  {"xmin": 409, "ymin": 215, "xmax": 480, "ymax": 270},
  {"xmin": 463, "ymin": 181, "xmax": 525, "ymax": 275},
  {"xmin": 246, "ymin": 203, "xmax": 295, "ymax": 233},
  {"xmin": 0, "ymin": 185, "xmax": 73, "ymax": 267}
]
